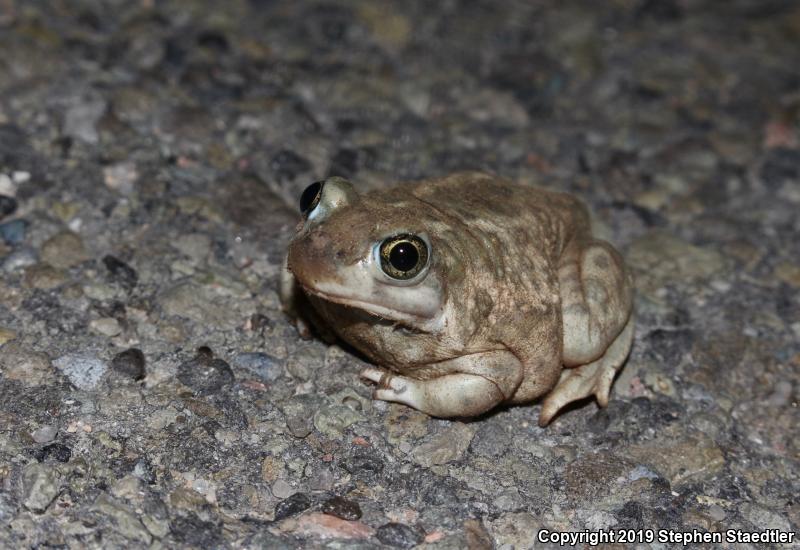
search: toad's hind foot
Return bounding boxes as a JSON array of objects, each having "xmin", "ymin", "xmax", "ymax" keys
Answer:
[
  {"xmin": 539, "ymin": 315, "xmax": 634, "ymax": 426},
  {"xmin": 360, "ymin": 367, "xmax": 506, "ymax": 418}
]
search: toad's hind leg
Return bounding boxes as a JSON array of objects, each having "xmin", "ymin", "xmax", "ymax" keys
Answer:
[
  {"xmin": 538, "ymin": 315, "xmax": 634, "ymax": 426},
  {"xmin": 559, "ymin": 239, "xmax": 633, "ymax": 366}
]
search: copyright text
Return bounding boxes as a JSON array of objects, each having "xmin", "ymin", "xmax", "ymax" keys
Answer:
[{"xmin": 537, "ymin": 528, "xmax": 796, "ymax": 546}]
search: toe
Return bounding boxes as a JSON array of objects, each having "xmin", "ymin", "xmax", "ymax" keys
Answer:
[
  {"xmin": 360, "ymin": 368, "xmax": 385, "ymax": 383},
  {"xmin": 538, "ymin": 393, "xmax": 567, "ymax": 426}
]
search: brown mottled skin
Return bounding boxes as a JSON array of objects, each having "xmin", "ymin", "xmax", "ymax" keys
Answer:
[{"xmin": 281, "ymin": 172, "xmax": 634, "ymax": 425}]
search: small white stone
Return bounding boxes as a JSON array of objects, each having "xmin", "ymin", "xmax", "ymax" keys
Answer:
[
  {"xmin": 12, "ymin": 171, "xmax": 30, "ymax": 184},
  {"xmin": 83, "ymin": 283, "xmax": 119, "ymax": 301},
  {"xmin": 53, "ymin": 354, "xmax": 108, "ymax": 391},
  {"xmin": 103, "ymin": 162, "xmax": 138, "ymax": 195},
  {"xmin": 0, "ymin": 173, "xmax": 15, "ymax": 196},
  {"xmin": 271, "ymin": 479, "xmax": 294, "ymax": 499},
  {"xmin": 31, "ymin": 425, "xmax": 58, "ymax": 443},
  {"xmin": 90, "ymin": 317, "xmax": 122, "ymax": 337},
  {"xmin": 67, "ymin": 218, "xmax": 83, "ymax": 232},
  {"xmin": 708, "ymin": 504, "xmax": 726, "ymax": 522},
  {"xmin": 710, "ymin": 279, "xmax": 732, "ymax": 293}
]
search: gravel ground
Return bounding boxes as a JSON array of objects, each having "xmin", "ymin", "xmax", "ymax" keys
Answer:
[{"xmin": 1, "ymin": 1, "xmax": 799, "ymax": 548}]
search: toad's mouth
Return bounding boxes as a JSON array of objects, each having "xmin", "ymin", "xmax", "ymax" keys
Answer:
[{"xmin": 299, "ymin": 283, "xmax": 439, "ymax": 332}]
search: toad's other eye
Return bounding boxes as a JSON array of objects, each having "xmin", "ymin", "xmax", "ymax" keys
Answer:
[
  {"xmin": 379, "ymin": 234, "xmax": 429, "ymax": 280},
  {"xmin": 299, "ymin": 181, "xmax": 324, "ymax": 215}
]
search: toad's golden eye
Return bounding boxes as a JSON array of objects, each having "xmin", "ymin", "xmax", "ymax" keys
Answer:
[
  {"xmin": 299, "ymin": 180, "xmax": 323, "ymax": 215},
  {"xmin": 379, "ymin": 234, "xmax": 429, "ymax": 280}
]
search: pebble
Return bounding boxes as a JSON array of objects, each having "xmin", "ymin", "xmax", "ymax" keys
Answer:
[
  {"xmin": 0, "ymin": 493, "xmax": 14, "ymax": 522},
  {"xmin": 92, "ymin": 494, "xmax": 152, "ymax": 545},
  {"xmin": 21, "ymin": 463, "xmax": 61, "ymax": 512},
  {"xmin": 261, "ymin": 455, "xmax": 284, "ymax": 483},
  {"xmin": 102, "ymin": 162, "xmax": 139, "ymax": 195},
  {"xmin": 83, "ymin": 282, "xmax": 120, "ymax": 301},
  {"xmin": 13, "ymin": 171, "xmax": 30, "ymax": 184},
  {"xmin": 2, "ymin": 246, "xmax": 37, "ymax": 271},
  {"xmin": 375, "ymin": 522, "xmax": 424, "ymax": 549},
  {"xmin": 52, "ymin": 353, "xmax": 108, "ymax": 390},
  {"xmin": 765, "ymin": 380, "xmax": 793, "ymax": 407},
  {"xmin": 280, "ymin": 395, "xmax": 319, "ymax": 438},
  {"xmin": 332, "ymin": 389, "xmax": 370, "ymax": 414},
  {"xmin": 410, "ymin": 423, "xmax": 476, "ymax": 467},
  {"xmin": 90, "ymin": 317, "xmax": 122, "ymax": 337},
  {"xmin": 707, "ymin": 504, "xmax": 726, "ymax": 522},
  {"xmin": 176, "ymin": 350, "xmax": 234, "ymax": 396},
  {"xmin": 627, "ymin": 230, "xmax": 727, "ymax": 294},
  {"xmin": 102, "ymin": 255, "xmax": 138, "ymax": 288},
  {"xmin": 341, "ymin": 453, "xmax": 384, "ymax": 478},
  {"xmin": 0, "ymin": 343, "xmax": 53, "ymax": 386},
  {"xmin": 626, "ymin": 434, "xmax": 724, "ymax": 486},
  {"xmin": 111, "ymin": 348, "xmax": 146, "ymax": 380},
  {"xmin": 278, "ymin": 512, "xmax": 374, "ymax": 540},
  {"xmin": 63, "ymin": 96, "xmax": 106, "ymax": 144},
  {"xmin": 273, "ymin": 492, "xmax": 312, "ymax": 520},
  {"xmin": 158, "ymin": 282, "xmax": 240, "ymax": 327},
  {"xmin": 41, "ymin": 231, "xmax": 89, "ymax": 268},
  {"xmin": 232, "ymin": 352, "xmax": 282, "ymax": 381},
  {"xmin": 0, "ymin": 174, "xmax": 14, "ymax": 197},
  {"xmin": 774, "ymin": 261, "xmax": 800, "ymax": 288},
  {"xmin": 320, "ymin": 496, "xmax": 362, "ymax": 521},
  {"xmin": 385, "ymin": 406, "xmax": 429, "ymax": 444},
  {"xmin": 0, "ymin": 326, "xmax": 16, "ymax": 345},
  {"xmin": 286, "ymin": 345, "xmax": 326, "ymax": 381},
  {"xmin": 23, "ymin": 263, "xmax": 67, "ymax": 289},
  {"xmin": 53, "ymin": 201, "xmax": 80, "ymax": 224},
  {"xmin": 34, "ymin": 442, "xmax": 72, "ymax": 463},
  {"xmin": 172, "ymin": 233, "xmax": 211, "ymax": 264},
  {"xmin": 31, "ymin": 425, "xmax": 58, "ymax": 444},
  {"xmin": 313, "ymin": 404, "xmax": 365, "ymax": 437},
  {"xmin": 643, "ymin": 369, "xmax": 677, "ymax": 397},
  {"xmin": 308, "ymin": 466, "xmax": 336, "ymax": 492},
  {"xmin": 0, "ymin": 194, "xmax": 16, "ymax": 219},
  {"xmin": 133, "ymin": 458, "xmax": 156, "ymax": 484},
  {"xmin": 0, "ymin": 218, "xmax": 27, "ymax": 245}
]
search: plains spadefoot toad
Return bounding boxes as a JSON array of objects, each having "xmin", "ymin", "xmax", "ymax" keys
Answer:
[{"xmin": 281, "ymin": 172, "xmax": 634, "ymax": 425}]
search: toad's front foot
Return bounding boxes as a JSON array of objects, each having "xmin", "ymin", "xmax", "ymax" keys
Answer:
[
  {"xmin": 539, "ymin": 315, "xmax": 634, "ymax": 426},
  {"xmin": 360, "ymin": 367, "xmax": 505, "ymax": 418}
]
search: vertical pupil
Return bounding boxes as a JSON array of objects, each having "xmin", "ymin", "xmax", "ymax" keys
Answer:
[
  {"xmin": 299, "ymin": 181, "xmax": 323, "ymax": 214},
  {"xmin": 389, "ymin": 242, "xmax": 419, "ymax": 271}
]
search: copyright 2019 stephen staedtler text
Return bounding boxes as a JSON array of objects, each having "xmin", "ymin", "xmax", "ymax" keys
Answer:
[{"xmin": 537, "ymin": 527, "xmax": 796, "ymax": 546}]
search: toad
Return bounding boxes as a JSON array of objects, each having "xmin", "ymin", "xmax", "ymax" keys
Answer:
[{"xmin": 281, "ymin": 172, "xmax": 634, "ymax": 425}]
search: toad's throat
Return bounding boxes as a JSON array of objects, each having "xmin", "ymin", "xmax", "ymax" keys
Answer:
[{"xmin": 298, "ymin": 283, "xmax": 435, "ymax": 330}]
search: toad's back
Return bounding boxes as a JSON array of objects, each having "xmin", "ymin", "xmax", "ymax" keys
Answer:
[{"xmin": 388, "ymin": 172, "xmax": 591, "ymax": 261}]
